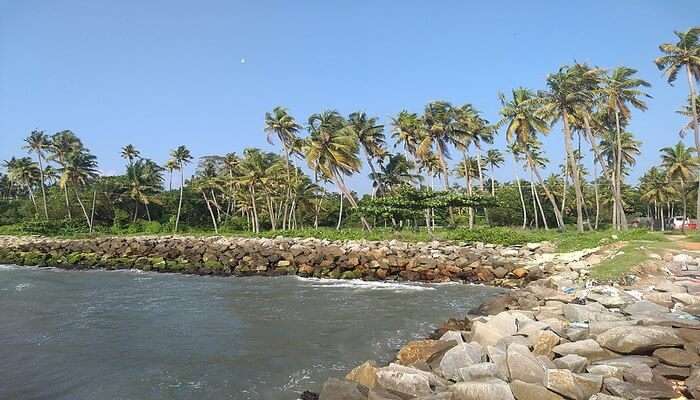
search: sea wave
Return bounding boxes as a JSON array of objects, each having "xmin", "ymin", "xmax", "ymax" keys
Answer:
[{"xmin": 294, "ymin": 276, "xmax": 437, "ymax": 291}]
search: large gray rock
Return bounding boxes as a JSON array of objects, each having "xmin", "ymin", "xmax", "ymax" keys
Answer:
[
  {"xmin": 563, "ymin": 303, "xmax": 622, "ymax": 322},
  {"xmin": 588, "ymin": 320, "xmax": 638, "ymax": 337},
  {"xmin": 591, "ymin": 355, "xmax": 658, "ymax": 369},
  {"xmin": 653, "ymin": 347, "xmax": 700, "ymax": 367},
  {"xmin": 544, "ymin": 370, "xmax": 602, "ymax": 400},
  {"xmin": 376, "ymin": 364, "xmax": 441, "ymax": 396},
  {"xmin": 458, "ymin": 363, "xmax": 500, "ymax": 381},
  {"xmin": 552, "ymin": 339, "xmax": 610, "ymax": 361},
  {"xmin": 450, "ymin": 378, "xmax": 515, "ymax": 400},
  {"xmin": 623, "ymin": 301, "xmax": 669, "ymax": 317},
  {"xmin": 470, "ymin": 312, "xmax": 525, "ymax": 347},
  {"xmin": 586, "ymin": 365, "xmax": 623, "ymax": 379},
  {"xmin": 603, "ymin": 376, "xmax": 678, "ymax": 399},
  {"xmin": 509, "ymin": 380, "xmax": 565, "ymax": 400},
  {"xmin": 438, "ymin": 343, "xmax": 483, "ymax": 381},
  {"xmin": 487, "ymin": 345, "xmax": 509, "ymax": 381},
  {"xmin": 507, "ymin": 343, "xmax": 546, "ymax": 385},
  {"xmin": 588, "ymin": 395, "xmax": 624, "ymax": 400},
  {"xmin": 553, "ymin": 354, "xmax": 588, "ymax": 373},
  {"xmin": 367, "ymin": 388, "xmax": 402, "ymax": 400},
  {"xmin": 319, "ymin": 378, "xmax": 368, "ymax": 400},
  {"xmin": 595, "ymin": 325, "xmax": 683, "ymax": 354}
]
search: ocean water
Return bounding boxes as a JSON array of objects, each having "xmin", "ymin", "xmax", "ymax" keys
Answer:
[{"xmin": 0, "ymin": 265, "xmax": 502, "ymax": 399}]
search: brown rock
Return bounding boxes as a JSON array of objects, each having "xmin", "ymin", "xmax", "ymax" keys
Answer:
[
  {"xmin": 653, "ymin": 347, "xmax": 700, "ymax": 367},
  {"xmin": 346, "ymin": 360, "xmax": 378, "ymax": 388},
  {"xmin": 532, "ymin": 330, "xmax": 560, "ymax": 358},
  {"xmin": 396, "ymin": 340, "xmax": 455, "ymax": 365},
  {"xmin": 509, "ymin": 380, "xmax": 565, "ymax": 400}
]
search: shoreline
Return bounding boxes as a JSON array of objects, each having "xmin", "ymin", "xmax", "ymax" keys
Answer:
[
  {"xmin": 314, "ymin": 242, "xmax": 700, "ymax": 400},
  {"xmin": 0, "ymin": 235, "xmax": 591, "ymax": 287}
]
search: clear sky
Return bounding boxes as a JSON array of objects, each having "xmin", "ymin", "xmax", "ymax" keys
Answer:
[{"xmin": 1, "ymin": 1, "xmax": 699, "ymax": 194}]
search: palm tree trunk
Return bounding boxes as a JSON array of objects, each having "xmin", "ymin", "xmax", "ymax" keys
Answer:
[
  {"xmin": 686, "ymin": 67, "xmax": 700, "ymax": 230},
  {"xmin": 527, "ymin": 152, "xmax": 565, "ymax": 230},
  {"xmin": 530, "ymin": 176, "xmax": 538, "ymax": 229},
  {"xmin": 582, "ymin": 117, "xmax": 613, "ymax": 230},
  {"xmin": 36, "ymin": 154, "xmax": 49, "ymax": 219},
  {"xmin": 534, "ymin": 182, "xmax": 549, "ymax": 230},
  {"xmin": 614, "ymin": 111, "xmax": 628, "ymax": 230},
  {"xmin": 561, "ymin": 160, "xmax": 568, "ymax": 212},
  {"xmin": 490, "ymin": 166, "xmax": 496, "ymax": 196},
  {"xmin": 333, "ymin": 176, "xmax": 371, "ymax": 231},
  {"xmin": 174, "ymin": 168, "xmax": 184, "ymax": 233},
  {"xmin": 90, "ymin": 188, "xmax": 97, "ymax": 233},
  {"xmin": 476, "ymin": 149, "xmax": 489, "ymax": 225},
  {"xmin": 660, "ymin": 202, "xmax": 665, "ymax": 232},
  {"xmin": 562, "ymin": 111, "xmax": 584, "ymax": 232},
  {"xmin": 63, "ymin": 185, "xmax": 72, "ymax": 221},
  {"xmin": 202, "ymin": 191, "xmax": 219, "ymax": 234},
  {"xmin": 682, "ymin": 182, "xmax": 688, "ymax": 233},
  {"xmin": 462, "ymin": 151, "xmax": 474, "ymax": 229},
  {"xmin": 336, "ymin": 193, "xmax": 344, "ymax": 230},
  {"xmin": 133, "ymin": 202, "xmax": 139, "ymax": 223},
  {"xmin": 26, "ymin": 183, "xmax": 38, "ymax": 215},
  {"xmin": 145, "ymin": 203, "xmax": 151, "ymax": 222},
  {"xmin": 73, "ymin": 187, "xmax": 92, "ymax": 229},
  {"xmin": 515, "ymin": 171, "xmax": 527, "ymax": 230}
]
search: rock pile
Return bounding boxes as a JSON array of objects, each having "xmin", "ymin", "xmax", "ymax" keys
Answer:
[
  {"xmin": 0, "ymin": 235, "xmax": 588, "ymax": 285},
  {"xmin": 319, "ymin": 259, "xmax": 700, "ymax": 399}
]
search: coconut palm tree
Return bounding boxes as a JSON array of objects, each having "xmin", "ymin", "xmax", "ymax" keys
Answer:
[
  {"xmin": 59, "ymin": 148, "xmax": 99, "ymax": 228},
  {"xmin": 170, "ymin": 145, "xmax": 193, "ymax": 233},
  {"xmin": 599, "ymin": 67, "xmax": 651, "ymax": 230},
  {"xmin": 23, "ymin": 130, "xmax": 51, "ymax": 219},
  {"xmin": 656, "ymin": 27, "xmax": 700, "ymax": 225},
  {"xmin": 305, "ymin": 110, "xmax": 371, "ymax": 231},
  {"xmin": 165, "ymin": 158, "xmax": 178, "ymax": 191},
  {"xmin": 640, "ymin": 166, "xmax": 677, "ymax": 231},
  {"xmin": 484, "ymin": 149, "xmax": 504, "ymax": 196},
  {"xmin": 497, "ymin": 88, "xmax": 565, "ymax": 230},
  {"xmin": 49, "ymin": 130, "xmax": 82, "ymax": 220},
  {"xmin": 661, "ymin": 141, "xmax": 699, "ymax": 232},
  {"xmin": 265, "ymin": 107, "xmax": 302, "ymax": 229},
  {"xmin": 370, "ymin": 153, "xmax": 421, "ymax": 195},
  {"xmin": 391, "ymin": 111, "xmax": 422, "ymax": 160},
  {"xmin": 348, "ymin": 111, "xmax": 386, "ymax": 195},
  {"xmin": 120, "ymin": 144, "xmax": 140, "ymax": 167},
  {"xmin": 417, "ymin": 101, "xmax": 459, "ymax": 190},
  {"xmin": 539, "ymin": 65, "xmax": 599, "ymax": 232},
  {"xmin": 125, "ymin": 158, "xmax": 164, "ymax": 222},
  {"xmin": 3, "ymin": 157, "xmax": 41, "ymax": 214},
  {"xmin": 679, "ymin": 95, "xmax": 700, "ymax": 137},
  {"xmin": 506, "ymin": 143, "xmax": 528, "ymax": 229}
]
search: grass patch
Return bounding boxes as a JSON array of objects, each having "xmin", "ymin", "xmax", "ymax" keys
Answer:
[{"xmin": 589, "ymin": 240, "xmax": 673, "ymax": 281}]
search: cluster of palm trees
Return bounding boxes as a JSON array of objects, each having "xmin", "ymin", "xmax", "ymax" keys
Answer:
[{"xmin": 2, "ymin": 27, "xmax": 699, "ymax": 234}]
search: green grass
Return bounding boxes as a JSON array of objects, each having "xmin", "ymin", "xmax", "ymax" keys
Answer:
[{"xmin": 589, "ymin": 240, "xmax": 673, "ymax": 281}]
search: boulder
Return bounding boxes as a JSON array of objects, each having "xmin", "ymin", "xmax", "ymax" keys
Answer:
[
  {"xmin": 588, "ymin": 395, "xmax": 624, "ymax": 400},
  {"xmin": 346, "ymin": 361, "xmax": 379, "ymax": 388},
  {"xmin": 622, "ymin": 301, "xmax": 669, "ymax": 317},
  {"xmin": 319, "ymin": 378, "xmax": 368, "ymax": 400},
  {"xmin": 654, "ymin": 364, "xmax": 690, "ymax": 379},
  {"xmin": 375, "ymin": 365, "xmax": 433, "ymax": 396},
  {"xmin": 591, "ymin": 355, "xmax": 658, "ymax": 369},
  {"xmin": 552, "ymin": 339, "xmax": 610, "ymax": 362},
  {"xmin": 595, "ymin": 326, "xmax": 683, "ymax": 354},
  {"xmin": 438, "ymin": 343, "xmax": 483, "ymax": 380},
  {"xmin": 586, "ymin": 365, "xmax": 623, "ymax": 379},
  {"xmin": 603, "ymin": 376, "xmax": 678, "ymax": 399},
  {"xmin": 507, "ymin": 343, "xmax": 546, "ymax": 385},
  {"xmin": 553, "ymin": 354, "xmax": 588, "ymax": 373},
  {"xmin": 509, "ymin": 380, "xmax": 565, "ymax": 400},
  {"xmin": 544, "ymin": 370, "xmax": 602, "ymax": 400},
  {"xmin": 397, "ymin": 340, "xmax": 455, "ymax": 365},
  {"xmin": 653, "ymin": 347, "xmax": 700, "ymax": 367},
  {"xmin": 458, "ymin": 363, "xmax": 500, "ymax": 381},
  {"xmin": 563, "ymin": 303, "xmax": 622, "ymax": 322},
  {"xmin": 367, "ymin": 388, "xmax": 402, "ymax": 400},
  {"xmin": 487, "ymin": 345, "xmax": 509, "ymax": 381},
  {"xmin": 531, "ymin": 330, "xmax": 560, "ymax": 358},
  {"xmin": 470, "ymin": 312, "xmax": 521, "ymax": 347},
  {"xmin": 450, "ymin": 378, "xmax": 515, "ymax": 400},
  {"xmin": 439, "ymin": 330, "xmax": 466, "ymax": 344}
]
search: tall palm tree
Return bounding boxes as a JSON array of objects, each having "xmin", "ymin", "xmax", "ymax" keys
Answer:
[
  {"xmin": 506, "ymin": 143, "xmax": 528, "ymax": 229},
  {"xmin": 678, "ymin": 95, "xmax": 700, "ymax": 136},
  {"xmin": 369, "ymin": 153, "xmax": 421, "ymax": 195},
  {"xmin": 120, "ymin": 144, "xmax": 140, "ymax": 167},
  {"xmin": 125, "ymin": 159, "xmax": 164, "ymax": 222},
  {"xmin": 540, "ymin": 65, "xmax": 599, "ymax": 232},
  {"xmin": 3, "ymin": 157, "xmax": 41, "ymax": 214},
  {"xmin": 391, "ymin": 110, "xmax": 422, "ymax": 160},
  {"xmin": 600, "ymin": 67, "xmax": 651, "ymax": 230},
  {"xmin": 484, "ymin": 149, "xmax": 504, "ymax": 196},
  {"xmin": 49, "ymin": 130, "xmax": 82, "ymax": 220},
  {"xmin": 305, "ymin": 110, "xmax": 371, "ymax": 231},
  {"xmin": 417, "ymin": 101, "xmax": 460, "ymax": 190},
  {"xmin": 656, "ymin": 27, "xmax": 700, "ymax": 225},
  {"xmin": 165, "ymin": 158, "xmax": 178, "ymax": 191},
  {"xmin": 640, "ymin": 166, "xmax": 677, "ymax": 231},
  {"xmin": 23, "ymin": 130, "xmax": 51, "ymax": 219},
  {"xmin": 170, "ymin": 145, "xmax": 193, "ymax": 233},
  {"xmin": 348, "ymin": 111, "xmax": 386, "ymax": 195},
  {"xmin": 265, "ymin": 107, "xmax": 302, "ymax": 229},
  {"xmin": 497, "ymin": 88, "xmax": 565, "ymax": 230},
  {"xmin": 59, "ymin": 148, "xmax": 99, "ymax": 228},
  {"xmin": 661, "ymin": 141, "xmax": 699, "ymax": 232}
]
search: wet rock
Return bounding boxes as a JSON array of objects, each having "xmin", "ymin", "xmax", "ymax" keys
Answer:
[
  {"xmin": 450, "ymin": 378, "xmax": 515, "ymax": 400},
  {"xmin": 509, "ymin": 380, "xmax": 564, "ymax": 400},
  {"xmin": 544, "ymin": 370, "xmax": 602, "ymax": 400},
  {"xmin": 595, "ymin": 326, "xmax": 683, "ymax": 354},
  {"xmin": 319, "ymin": 378, "xmax": 368, "ymax": 400}
]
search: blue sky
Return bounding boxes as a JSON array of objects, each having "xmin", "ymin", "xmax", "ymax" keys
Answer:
[{"xmin": 1, "ymin": 1, "xmax": 699, "ymax": 194}]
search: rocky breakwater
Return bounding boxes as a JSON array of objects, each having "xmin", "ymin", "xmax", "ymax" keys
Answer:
[
  {"xmin": 318, "ymin": 251, "xmax": 700, "ymax": 399},
  {"xmin": 0, "ymin": 235, "xmax": 591, "ymax": 285}
]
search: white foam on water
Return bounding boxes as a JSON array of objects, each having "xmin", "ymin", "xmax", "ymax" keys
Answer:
[
  {"xmin": 294, "ymin": 276, "xmax": 436, "ymax": 291},
  {"xmin": 15, "ymin": 283, "xmax": 33, "ymax": 291}
]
